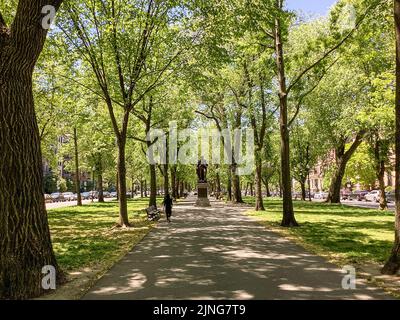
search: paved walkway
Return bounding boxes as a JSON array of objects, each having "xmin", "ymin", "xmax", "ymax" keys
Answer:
[{"xmin": 84, "ymin": 197, "xmax": 391, "ymax": 300}]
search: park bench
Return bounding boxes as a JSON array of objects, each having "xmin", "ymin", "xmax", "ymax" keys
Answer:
[{"xmin": 146, "ymin": 205, "xmax": 161, "ymax": 221}]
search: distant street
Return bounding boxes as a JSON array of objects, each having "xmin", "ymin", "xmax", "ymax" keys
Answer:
[
  {"xmin": 313, "ymin": 199, "xmax": 395, "ymax": 211},
  {"xmin": 341, "ymin": 200, "xmax": 395, "ymax": 211},
  {"xmin": 46, "ymin": 198, "xmax": 117, "ymax": 209}
]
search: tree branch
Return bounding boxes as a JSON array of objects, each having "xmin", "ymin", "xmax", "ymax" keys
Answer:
[
  {"xmin": 287, "ymin": 4, "xmax": 376, "ymax": 94},
  {"xmin": 288, "ymin": 58, "xmax": 339, "ymax": 127},
  {"xmin": 343, "ymin": 130, "xmax": 367, "ymax": 162}
]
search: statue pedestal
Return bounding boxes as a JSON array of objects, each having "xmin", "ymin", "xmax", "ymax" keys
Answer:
[{"xmin": 195, "ymin": 182, "xmax": 210, "ymax": 207}]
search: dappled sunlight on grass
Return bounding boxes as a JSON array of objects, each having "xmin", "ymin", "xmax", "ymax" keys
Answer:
[
  {"xmin": 48, "ymin": 198, "xmax": 158, "ymax": 270},
  {"xmin": 245, "ymin": 197, "xmax": 395, "ymax": 265}
]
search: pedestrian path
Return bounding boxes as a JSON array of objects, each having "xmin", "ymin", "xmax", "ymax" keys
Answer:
[{"xmin": 83, "ymin": 197, "xmax": 391, "ymax": 300}]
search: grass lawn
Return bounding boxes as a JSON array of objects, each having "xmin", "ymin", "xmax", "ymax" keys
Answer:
[
  {"xmin": 245, "ymin": 197, "xmax": 396, "ymax": 266},
  {"xmin": 48, "ymin": 198, "xmax": 160, "ymax": 271}
]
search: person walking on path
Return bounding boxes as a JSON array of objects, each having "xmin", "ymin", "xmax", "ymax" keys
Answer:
[{"xmin": 163, "ymin": 194, "xmax": 173, "ymax": 223}]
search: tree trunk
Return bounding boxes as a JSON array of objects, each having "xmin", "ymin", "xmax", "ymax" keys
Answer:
[
  {"xmin": 117, "ymin": 141, "xmax": 130, "ymax": 227},
  {"xmin": 140, "ymin": 180, "xmax": 144, "ymax": 198},
  {"xmin": 373, "ymin": 138, "xmax": 388, "ymax": 210},
  {"xmin": 73, "ymin": 127, "xmax": 82, "ymax": 206},
  {"xmin": 97, "ymin": 156, "xmax": 104, "ymax": 203},
  {"xmin": 327, "ymin": 134, "xmax": 364, "ymax": 204},
  {"xmin": 97, "ymin": 172, "xmax": 104, "ymax": 202},
  {"xmin": 382, "ymin": 0, "xmax": 400, "ymax": 275},
  {"xmin": 326, "ymin": 160, "xmax": 346, "ymax": 204},
  {"xmin": 116, "ymin": 171, "xmax": 119, "ymax": 200},
  {"xmin": 255, "ymin": 156, "xmax": 265, "ymax": 211},
  {"xmin": 176, "ymin": 178, "xmax": 180, "ymax": 199},
  {"xmin": 274, "ymin": 14, "xmax": 297, "ymax": 227},
  {"xmin": 216, "ymin": 171, "xmax": 221, "ymax": 199},
  {"xmin": 149, "ymin": 164, "xmax": 157, "ymax": 207},
  {"xmin": 378, "ymin": 160, "xmax": 388, "ymax": 210},
  {"xmin": 163, "ymin": 164, "xmax": 169, "ymax": 196},
  {"xmin": 231, "ymin": 164, "xmax": 243, "ymax": 203},
  {"xmin": 300, "ymin": 180, "xmax": 306, "ymax": 201},
  {"xmin": 171, "ymin": 166, "xmax": 177, "ymax": 199},
  {"xmin": 180, "ymin": 180, "xmax": 184, "ymax": 198},
  {"xmin": 131, "ymin": 177, "xmax": 135, "ymax": 199},
  {"xmin": 263, "ymin": 178, "xmax": 271, "ymax": 197},
  {"xmin": 144, "ymin": 180, "xmax": 147, "ymax": 197},
  {"xmin": 0, "ymin": 0, "xmax": 64, "ymax": 299}
]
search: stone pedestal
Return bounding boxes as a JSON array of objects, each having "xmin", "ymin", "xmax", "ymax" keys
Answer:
[{"xmin": 196, "ymin": 182, "xmax": 211, "ymax": 207}]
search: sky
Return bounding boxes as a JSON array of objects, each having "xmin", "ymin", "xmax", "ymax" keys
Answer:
[{"xmin": 285, "ymin": 0, "xmax": 339, "ymax": 16}]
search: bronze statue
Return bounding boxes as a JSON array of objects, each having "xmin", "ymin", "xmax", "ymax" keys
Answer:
[{"xmin": 196, "ymin": 157, "xmax": 208, "ymax": 182}]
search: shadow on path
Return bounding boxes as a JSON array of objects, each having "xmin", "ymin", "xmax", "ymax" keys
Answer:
[{"xmin": 83, "ymin": 197, "xmax": 391, "ymax": 300}]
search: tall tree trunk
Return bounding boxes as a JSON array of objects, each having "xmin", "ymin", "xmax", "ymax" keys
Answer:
[
  {"xmin": 382, "ymin": 0, "xmax": 400, "ymax": 275},
  {"xmin": 326, "ymin": 160, "xmax": 346, "ymax": 204},
  {"xmin": 226, "ymin": 167, "xmax": 232, "ymax": 201},
  {"xmin": 274, "ymin": 13, "xmax": 297, "ymax": 227},
  {"xmin": 378, "ymin": 160, "xmax": 388, "ymax": 210},
  {"xmin": 98, "ymin": 171, "xmax": 104, "ymax": 203},
  {"xmin": 255, "ymin": 156, "xmax": 265, "ymax": 211},
  {"xmin": 131, "ymin": 177, "xmax": 134, "ymax": 199},
  {"xmin": 300, "ymin": 180, "xmax": 306, "ymax": 201},
  {"xmin": 263, "ymin": 177, "xmax": 271, "ymax": 197},
  {"xmin": 373, "ymin": 139, "xmax": 388, "ymax": 210},
  {"xmin": 327, "ymin": 133, "xmax": 364, "ymax": 204},
  {"xmin": 97, "ymin": 155, "xmax": 104, "ymax": 203},
  {"xmin": 176, "ymin": 178, "xmax": 180, "ymax": 199},
  {"xmin": 0, "ymin": 0, "xmax": 64, "ymax": 299},
  {"xmin": 116, "ymin": 171, "xmax": 119, "ymax": 200},
  {"xmin": 231, "ymin": 164, "xmax": 243, "ymax": 203},
  {"xmin": 216, "ymin": 171, "xmax": 221, "ymax": 199},
  {"xmin": 180, "ymin": 180, "xmax": 184, "ymax": 198},
  {"xmin": 144, "ymin": 180, "xmax": 147, "ymax": 197},
  {"xmin": 171, "ymin": 166, "xmax": 177, "ymax": 199},
  {"xmin": 163, "ymin": 164, "xmax": 169, "ymax": 196},
  {"xmin": 117, "ymin": 141, "xmax": 130, "ymax": 227},
  {"xmin": 149, "ymin": 164, "xmax": 157, "ymax": 207},
  {"xmin": 73, "ymin": 127, "xmax": 82, "ymax": 206}
]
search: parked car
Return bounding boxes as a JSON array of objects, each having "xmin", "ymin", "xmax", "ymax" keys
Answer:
[
  {"xmin": 314, "ymin": 192, "xmax": 328, "ymax": 200},
  {"xmin": 81, "ymin": 192, "xmax": 91, "ymax": 200},
  {"xmin": 341, "ymin": 190, "xmax": 353, "ymax": 200},
  {"xmin": 103, "ymin": 191, "xmax": 111, "ymax": 198},
  {"xmin": 351, "ymin": 190, "xmax": 370, "ymax": 201},
  {"xmin": 90, "ymin": 191, "xmax": 99, "ymax": 199},
  {"xmin": 50, "ymin": 192, "xmax": 65, "ymax": 202},
  {"xmin": 62, "ymin": 192, "xmax": 76, "ymax": 201},
  {"xmin": 386, "ymin": 191, "xmax": 395, "ymax": 203},
  {"xmin": 44, "ymin": 194, "xmax": 53, "ymax": 203},
  {"xmin": 365, "ymin": 190, "xmax": 381, "ymax": 203},
  {"xmin": 110, "ymin": 191, "xmax": 118, "ymax": 198}
]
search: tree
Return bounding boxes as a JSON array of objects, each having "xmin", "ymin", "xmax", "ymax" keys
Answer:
[
  {"xmin": 290, "ymin": 121, "xmax": 318, "ymax": 201},
  {"xmin": 240, "ymin": 0, "xmax": 379, "ymax": 225},
  {"xmin": 57, "ymin": 0, "xmax": 189, "ymax": 226},
  {"xmin": 0, "ymin": 0, "xmax": 64, "ymax": 299},
  {"xmin": 382, "ymin": 0, "xmax": 400, "ymax": 275}
]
